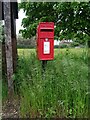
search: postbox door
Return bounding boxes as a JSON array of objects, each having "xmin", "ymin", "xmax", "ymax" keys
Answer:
[{"xmin": 39, "ymin": 38, "xmax": 54, "ymax": 60}]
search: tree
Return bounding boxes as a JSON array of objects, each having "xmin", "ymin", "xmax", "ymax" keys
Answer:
[
  {"xmin": 19, "ymin": 2, "xmax": 90, "ymax": 44},
  {"xmin": 19, "ymin": 2, "xmax": 58, "ymax": 38},
  {"xmin": 57, "ymin": 2, "xmax": 90, "ymax": 42}
]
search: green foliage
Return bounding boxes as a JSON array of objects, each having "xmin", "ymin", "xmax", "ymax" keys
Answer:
[
  {"xmin": 54, "ymin": 45, "xmax": 59, "ymax": 48},
  {"xmin": 17, "ymin": 44, "xmax": 34, "ymax": 49},
  {"xmin": 2, "ymin": 80, "xmax": 8, "ymax": 101},
  {"xmin": 19, "ymin": 2, "xmax": 90, "ymax": 43},
  {"xmin": 14, "ymin": 48, "xmax": 88, "ymax": 118},
  {"xmin": 17, "ymin": 36, "xmax": 36, "ymax": 49},
  {"xmin": 70, "ymin": 41, "xmax": 80, "ymax": 47},
  {"xmin": 59, "ymin": 44, "xmax": 68, "ymax": 48}
]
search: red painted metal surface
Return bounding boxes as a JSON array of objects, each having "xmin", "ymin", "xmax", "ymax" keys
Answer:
[{"xmin": 36, "ymin": 22, "xmax": 54, "ymax": 60}]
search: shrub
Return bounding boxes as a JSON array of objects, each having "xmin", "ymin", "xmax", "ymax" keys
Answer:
[
  {"xmin": 59, "ymin": 44, "xmax": 68, "ymax": 48},
  {"xmin": 70, "ymin": 42, "xmax": 80, "ymax": 47},
  {"xmin": 54, "ymin": 45, "xmax": 59, "ymax": 48}
]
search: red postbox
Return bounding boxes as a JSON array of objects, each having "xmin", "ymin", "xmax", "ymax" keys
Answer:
[{"xmin": 36, "ymin": 22, "xmax": 54, "ymax": 60}]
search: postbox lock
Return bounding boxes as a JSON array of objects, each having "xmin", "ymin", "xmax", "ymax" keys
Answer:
[{"xmin": 45, "ymin": 38, "xmax": 48, "ymax": 41}]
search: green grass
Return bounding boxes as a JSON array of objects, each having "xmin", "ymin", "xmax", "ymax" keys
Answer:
[
  {"xmin": 14, "ymin": 48, "xmax": 88, "ymax": 118},
  {"xmin": 2, "ymin": 81, "xmax": 7, "ymax": 100}
]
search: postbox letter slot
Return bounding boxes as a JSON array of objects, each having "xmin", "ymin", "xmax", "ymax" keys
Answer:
[{"xmin": 40, "ymin": 29, "xmax": 53, "ymax": 32}]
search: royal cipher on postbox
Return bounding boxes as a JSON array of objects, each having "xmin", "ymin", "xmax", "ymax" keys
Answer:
[{"xmin": 36, "ymin": 22, "xmax": 54, "ymax": 60}]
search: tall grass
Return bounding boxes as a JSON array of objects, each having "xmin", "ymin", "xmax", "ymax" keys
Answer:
[
  {"xmin": 2, "ymin": 81, "xmax": 8, "ymax": 101},
  {"xmin": 15, "ymin": 48, "xmax": 88, "ymax": 118}
]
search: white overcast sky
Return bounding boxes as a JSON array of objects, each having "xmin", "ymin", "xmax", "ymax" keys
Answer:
[{"xmin": 16, "ymin": 9, "xmax": 26, "ymax": 35}]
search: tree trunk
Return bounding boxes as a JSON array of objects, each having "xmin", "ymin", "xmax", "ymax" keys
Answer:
[{"xmin": 4, "ymin": 1, "xmax": 14, "ymax": 97}]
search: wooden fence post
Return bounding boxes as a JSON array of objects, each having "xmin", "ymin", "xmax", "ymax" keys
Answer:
[
  {"xmin": 4, "ymin": 1, "xmax": 14, "ymax": 97},
  {"xmin": 11, "ymin": 13, "xmax": 17, "ymax": 72}
]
